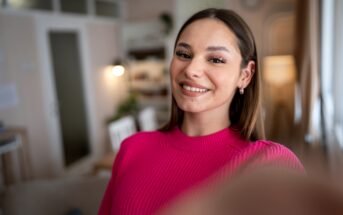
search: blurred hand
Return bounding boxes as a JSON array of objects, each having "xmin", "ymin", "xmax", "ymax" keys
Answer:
[{"xmin": 157, "ymin": 167, "xmax": 343, "ymax": 215}]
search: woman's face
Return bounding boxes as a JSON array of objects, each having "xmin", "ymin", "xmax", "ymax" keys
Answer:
[{"xmin": 170, "ymin": 18, "xmax": 250, "ymax": 115}]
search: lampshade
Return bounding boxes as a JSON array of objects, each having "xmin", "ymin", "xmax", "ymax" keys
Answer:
[{"xmin": 263, "ymin": 55, "xmax": 296, "ymax": 86}]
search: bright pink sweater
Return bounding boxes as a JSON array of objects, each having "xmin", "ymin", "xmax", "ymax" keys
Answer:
[{"xmin": 98, "ymin": 127, "xmax": 304, "ymax": 215}]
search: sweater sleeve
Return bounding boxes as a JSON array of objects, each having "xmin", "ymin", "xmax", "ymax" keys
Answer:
[
  {"xmin": 236, "ymin": 141, "xmax": 305, "ymax": 174},
  {"xmin": 97, "ymin": 139, "xmax": 129, "ymax": 215},
  {"xmin": 266, "ymin": 142, "xmax": 304, "ymax": 171}
]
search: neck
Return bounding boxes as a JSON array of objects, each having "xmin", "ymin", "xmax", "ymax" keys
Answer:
[{"xmin": 181, "ymin": 112, "xmax": 230, "ymax": 136}]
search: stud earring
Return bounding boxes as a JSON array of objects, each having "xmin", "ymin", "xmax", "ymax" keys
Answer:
[{"xmin": 239, "ymin": 87, "xmax": 244, "ymax": 95}]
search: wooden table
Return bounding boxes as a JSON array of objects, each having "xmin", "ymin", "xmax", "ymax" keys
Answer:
[{"xmin": 93, "ymin": 151, "xmax": 117, "ymax": 174}]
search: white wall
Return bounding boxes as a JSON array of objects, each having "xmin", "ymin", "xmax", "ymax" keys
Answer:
[
  {"xmin": 0, "ymin": 11, "xmax": 54, "ymax": 178},
  {"xmin": 86, "ymin": 21, "xmax": 128, "ymax": 155},
  {"xmin": 124, "ymin": 0, "xmax": 174, "ymax": 21},
  {"xmin": 174, "ymin": 0, "xmax": 226, "ymax": 30},
  {"xmin": 0, "ymin": 10, "xmax": 126, "ymax": 178}
]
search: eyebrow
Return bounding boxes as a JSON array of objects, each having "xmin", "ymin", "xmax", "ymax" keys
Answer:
[
  {"xmin": 206, "ymin": 46, "xmax": 229, "ymax": 52},
  {"xmin": 176, "ymin": 42, "xmax": 229, "ymax": 52},
  {"xmin": 176, "ymin": 42, "xmax": 191, "ymax": 49}
]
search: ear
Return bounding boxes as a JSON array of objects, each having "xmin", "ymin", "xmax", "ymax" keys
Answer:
[{"xmin": 238, "ymin": 60, "xmax": 255, "ymax": 88}]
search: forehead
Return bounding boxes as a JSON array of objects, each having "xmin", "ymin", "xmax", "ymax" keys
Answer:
[{"xmin": 177, "ymin": 18, "xmax": 240, "ymax": 52}]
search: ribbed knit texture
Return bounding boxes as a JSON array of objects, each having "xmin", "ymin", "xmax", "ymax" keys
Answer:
[{"xmin": 98, "ymin": 127, "xmax": 304, "ymax": 215}]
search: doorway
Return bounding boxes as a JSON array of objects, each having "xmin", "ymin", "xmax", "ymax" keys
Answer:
[{"xmin": 48, "ymin": 32, "xmax": 90, "ymax": 166}]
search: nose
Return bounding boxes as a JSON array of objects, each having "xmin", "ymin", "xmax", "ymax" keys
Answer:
[{"xmin": 184, "ymin": 58, "xmax": 204, "ymax": 79}]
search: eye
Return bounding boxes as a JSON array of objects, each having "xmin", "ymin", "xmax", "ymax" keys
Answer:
[
  {"xmin": 175, "ymin": 50, "xmax": 192, "ymax": 60},
  {"xmin": 208, "ymin": 57, "xmax": 226, "ymax": 64}
]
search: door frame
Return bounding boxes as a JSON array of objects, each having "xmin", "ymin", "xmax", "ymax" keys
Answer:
[{"xmin": 36, "ymin": 14, "xmax": 97, "ymax": 176}]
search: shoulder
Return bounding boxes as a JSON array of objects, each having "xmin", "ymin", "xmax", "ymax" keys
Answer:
[
  {"xmin": 238, "ymin": 140, "xmax": 305, "ymax": 172},
  {"xmin": 112, "ymin": 130, "xmax": 165, "ymax": 175},
  {"xmin": 117, "ymin": 130, "xmax": 167, "ymax": 158},
  {"xmin": 121, "ymin": 130, "xmax": 165, "ymax": 148},
  {"xmin": 252, "ymin": 140, "xmax": 299, "ymax": 159}
]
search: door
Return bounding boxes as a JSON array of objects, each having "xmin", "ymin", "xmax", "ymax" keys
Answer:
[{"xmin": 48, "ymin": 32, "xmax": 90, "ymax": 166}]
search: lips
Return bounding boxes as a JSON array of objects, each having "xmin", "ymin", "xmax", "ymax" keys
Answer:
[{"xmin": 179, "ymin": 81, "xmax": 210, "ymax": 96}]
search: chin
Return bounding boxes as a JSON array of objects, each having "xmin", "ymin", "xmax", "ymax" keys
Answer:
[{"xmin": 176, "ymin": 102, "xmax": 207, "ymax": 113}]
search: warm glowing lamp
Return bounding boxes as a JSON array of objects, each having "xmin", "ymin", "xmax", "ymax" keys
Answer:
[
  {"xmin": 263, "ymin": 55, "xmax": 297, "ymax": 139},
  {"xmin": 112, "ymin": 65, "xmax": 125, "ymax": 76},
  {"xmin": 263, "ymin": 55, "xmax": 296, "ymax": 86},
  {"xmin": 111, "ymin": 59, "xmax": 125, "ymax": 77}
]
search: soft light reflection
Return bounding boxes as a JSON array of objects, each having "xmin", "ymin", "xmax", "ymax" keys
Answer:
[
  {"xmin": 9, "ymin": 0, "xmax": 32, "ymax": 7},
  {"xmin": 111, "ymin": 65, "xmax": 125, "ymax": 77},
  {"xmin": 103, "ymin": 66, "xmax": 124, "ymax": 89},
  {"xmin": 263, "ymin": 55, "xmax": 296, "ymax": 86}
]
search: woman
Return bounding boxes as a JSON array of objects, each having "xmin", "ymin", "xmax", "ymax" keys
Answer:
[{"xmin": 98, "ymin": 8, "xmax": 304, "ymax": 215}]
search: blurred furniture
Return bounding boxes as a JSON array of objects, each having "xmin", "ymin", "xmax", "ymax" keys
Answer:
[
  {"xmin": 0, "ymin": 127, "xmax": 31, "ymax": 186},
  {"xmin": 108, "ymin": 116, "xmax": 136, "ymax": 151},
  {"xmin": 94, "ymin": 108, "xmax": 158, "ymax": 174},
  {"xmin": 128, "ymin": 60, "xmax": 170, "ymax": 126},
  {"xmin": 138, "ymin": 107, "xmax": 158, "ymax": 131},
  {"xmin": 94, "ymin": 116, "xmax": 137, "ymax": 174},
  {"xmin": 93, "ymin": 151, "xmax": 117, "ymax": 174},
  {"xmin": 2, "ymin": 175, "xmax": 108, "ymax": 215}
]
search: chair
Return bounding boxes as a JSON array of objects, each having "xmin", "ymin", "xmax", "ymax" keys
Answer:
[
  {"xmin": 108, "ymin": 116, "xmax": 137, "ymax": 151},
  {"xmin": 138, "ymin": 107, "xmax": 158, "ymax": 131}
]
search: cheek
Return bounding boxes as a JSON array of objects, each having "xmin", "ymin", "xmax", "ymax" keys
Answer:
[
  {"xmin": 169, "ymin": 65, "xmax": 176, "ymax": 81},
  {"xmin": 212, "ymin": 71, "xmax": 240, "ymax": 90},
  {"xmin": 170, "ymin": 58, "xmax": 184, "ymax": 85},
  {"xmin": 170, "ymin": 58, "xmax": 181, "ymax": 77}
]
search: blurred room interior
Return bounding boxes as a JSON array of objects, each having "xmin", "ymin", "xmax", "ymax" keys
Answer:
[{"xmin": 0, "ymin": 0, "xmax": 342, "ymax": 214}]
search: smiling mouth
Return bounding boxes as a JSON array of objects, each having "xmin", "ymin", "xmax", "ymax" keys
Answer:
[{"xmin": 180, "ymin": 83, "xmax": 210, "ymax": 93}]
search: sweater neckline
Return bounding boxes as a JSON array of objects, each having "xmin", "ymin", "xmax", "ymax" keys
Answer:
[{"xmin": 168, "ymin": 126, "xmax": 245, "ymax": 152}]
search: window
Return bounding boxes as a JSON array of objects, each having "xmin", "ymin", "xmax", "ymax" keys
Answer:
[
  {"xmin": 60, "ymin": 0, "xmax": 87, "ymax": 15},
  {"xmin": 95, "ymin": 0, "xmax": 120, "ymax": 18},
  {"xmin": 321, "ymin": 0, "xmax": 343, "ymax": 147},
  {"xmin": 7, "ymin": 0, "xmax": 52, "ymax": 11},
  {"xmin": 2, "ymin": 0, "xmax": 122, "ymax": 19},
  {"xmin": 333, "ymin": 0, "xmax": 343, "ymax": 147}
]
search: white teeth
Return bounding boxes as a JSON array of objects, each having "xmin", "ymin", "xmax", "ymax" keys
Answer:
[{"xmin": 182, "ymin": 85, "xmax": 208, "ymax": 92}]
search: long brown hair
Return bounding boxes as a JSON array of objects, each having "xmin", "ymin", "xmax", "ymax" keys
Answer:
[{"xmin": 159, "ymin": 8, "xmax": 265, "ymax": 141}]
